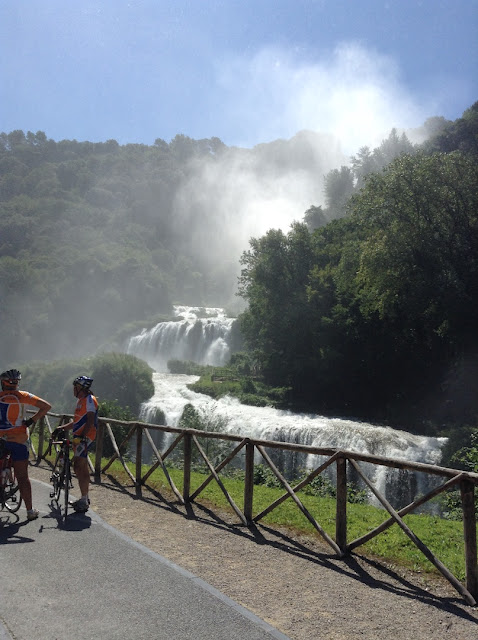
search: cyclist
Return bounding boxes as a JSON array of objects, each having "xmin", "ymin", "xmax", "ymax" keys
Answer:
[
  {"xmin": 0, "ymin": 368, "xmax": 52, "ymax": 520},
  {"xmin": 53, "ymin": 376, "xmax": 98, "ymax": 512}
]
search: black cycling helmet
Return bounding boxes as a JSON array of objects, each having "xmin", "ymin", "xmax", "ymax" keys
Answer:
[
  {"xmin": 0, "ymin": 369, "xmax": 21, "ymax": 390},
  {"xmin": 73, "ymin": 375, "xmax": 93, "ymax": 390}
]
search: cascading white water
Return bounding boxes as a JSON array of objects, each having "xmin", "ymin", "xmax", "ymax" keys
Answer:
[
  {"xmin": 139, "ymin": 372, "xmax": 446, "ymax": 508},
  {"xmin": 126, "ymin": 305, "xmax": 235, "ymax": 371},
  {"xmin": 127, "ymin": 306, "xmax": 447, "ymax": 508}
]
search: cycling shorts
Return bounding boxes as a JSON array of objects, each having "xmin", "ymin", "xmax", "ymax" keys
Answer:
[
  {"xmin": 73, "ymin": 437, "xmax": 92, "ymax": 459},
  {"xmin": 3, "ymin": 440, "xmax": 29, "ymax": 462}
]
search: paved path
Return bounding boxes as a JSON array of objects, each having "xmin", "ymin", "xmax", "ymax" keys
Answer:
[{"xmin": 0, "ymin": 479, "xmax": 290, "ymax": 640}]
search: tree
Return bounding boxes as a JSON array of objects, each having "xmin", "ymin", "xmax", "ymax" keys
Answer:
[
  {"xmin": 351, "ymin": 129, "xmax": 415, "ymax": 189},
  {"xmin": 239, "ymin": 145, "xmax": 478, "ymax": 424},
  {"xmin": 352, "ymin": 151, "xmax": 478, "ymax": 346},
  {"xmin": 303, "ymin": 205, "xmax": 328, "ymax": 231},
  {"xmin": 90, "ymin": 352, "xmax": 154, "ymax": 415},
  {"xmin": 323, "ymin": 166, "xmax": 355, "ymax": 219},
  {"xmin": 348, "ymin": 150, "xmax": 478, "ymax": 420},
  {"xmin": 238, "ymin": 223, "xmax": 316, "ymax": 392},
  {"xmin": 423, "ymin": 102, "xmax": 478, "ymax": 156}
]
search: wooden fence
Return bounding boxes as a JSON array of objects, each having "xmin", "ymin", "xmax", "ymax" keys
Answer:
[{"xmin": 31, "ymin": 412, "xmax": 478, "ymax": 606}]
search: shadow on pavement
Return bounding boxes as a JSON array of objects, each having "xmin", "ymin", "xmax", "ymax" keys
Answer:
[{"xmin": 0, "ymin": 515, "xmax": 35, "ymax": 544}]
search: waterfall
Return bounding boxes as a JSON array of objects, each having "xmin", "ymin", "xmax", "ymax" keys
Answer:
[
  {"xmin": 127, "ymin": 306, "xmax": 447, "ymax": 509},
  {"xmin": 126, "ymin": 305, "xmax": 235, "ymax": 372}
]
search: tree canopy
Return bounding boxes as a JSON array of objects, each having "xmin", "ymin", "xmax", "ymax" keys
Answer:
[
  {"xmin": 238, "ymin": 104, "xmax": 478, "ymax": 429},
  {"xmin": 0, "ymin": 128, "xmax": 342, "ymax": 363},
  {"xmin": 2, "ymin": 102, "xmax": 477, "ymax": 434}
]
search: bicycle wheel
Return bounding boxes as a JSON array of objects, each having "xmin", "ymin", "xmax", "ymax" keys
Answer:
[
  {"xmin": 50, "ymin": 450, "xmax": 64, "ymax": 503},
  {"xmin": 50, "ymin": 469, "xmax": 63, "ymax": 502},
  {"xmin": 63, "ymin": 456, "xmax": 70, "ymax": 520},
  {"xmin": 3, "ymin": 467, "xmax": 22, "ymax": 513}
]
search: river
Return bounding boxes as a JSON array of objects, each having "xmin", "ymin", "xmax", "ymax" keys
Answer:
[{"xmin": 126, "ymin": 306, "xmax": 447, "ymax": 508}]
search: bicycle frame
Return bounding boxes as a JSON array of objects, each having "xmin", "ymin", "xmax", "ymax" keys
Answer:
[
  {"xmin": 0, "ymin": 440, "xmax": 22, "ymax": 513},
  {"xmin": 49, "ymin": 435, "xmax": 73, "ymax": 521}
]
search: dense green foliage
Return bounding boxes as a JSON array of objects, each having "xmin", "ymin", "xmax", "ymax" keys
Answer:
[
  {"xmin": 440, "ymin": 428, "xmax": 478, "ymax": 519},
  {"xmin": 90, "ymin": 352, "xmax": 154, "ymax": 415},
  {"xmin": 21, "ymin": 352, "xmax": 153, "ymax": 416},
  {"xmin": 97, "ymin": 399, "xmax": 136, "ymax": 458},
  {"xmin": 0, "ymin": 129, "xmax": 337, "ymax": 363},
  {"xmin": 2, "ymin": 102, "xmax": 477, "ymax": 454},
  {"xmin": 238, "ymin": 103, "xmax": 478, "ymax": 432},
  {"xmin": 187, "ymin": 356, "xmax": 291, "ymax": 408}
]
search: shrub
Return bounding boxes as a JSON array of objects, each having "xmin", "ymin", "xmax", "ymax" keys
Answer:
[
  {"xmin": 91, "ymin": 352, "xmax": 154, "ymax": 415},
  {"xmin": 98, "ymin": 400, "xmax": 135, "ymax": 458},
  {"xmin": 303, "ymin": 474, "xmax": 336, "ymax": 498},
  {"xmin": 253, "ymin": 464, "xmax": 282, "ymax": 488},
  {"xmin": 238, "ymin": 393, "xmax": 268, "ymax": 407},
  {"xmin": 21, "ymin": 352, "xmax": 154, "ymax": 418}
]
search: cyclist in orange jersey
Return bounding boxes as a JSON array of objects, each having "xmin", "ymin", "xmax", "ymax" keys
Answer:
[
  {"xmin": 0, "ymin": 369, "xmax": 52, "ymax": 520},
  {"xmin": 52, "ymin": 376, "xmax": 98, "ymax": 512}
]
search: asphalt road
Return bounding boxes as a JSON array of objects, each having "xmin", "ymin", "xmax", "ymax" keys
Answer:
[{"xmin": 0, "ymin": 479, "xmax": 290, "ymax": 640}]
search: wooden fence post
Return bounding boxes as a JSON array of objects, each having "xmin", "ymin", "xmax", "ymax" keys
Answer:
[
  {"xmin": 336, "ymin": 454, "xmax": 347, "ymax": 555},
  {"xmin": 135, "ymin": 424, "xmax": 143, "ymax": 496},
  {"xmin": 244, "ymin": 440, "xmax": 255, "ymax": 524},
  {"xmin": 183, "ymin": 432, "xmax": 192, "ymax": 503},
  {"xmin": 94, "ymin": 422, "xmax": 105, "ymax": 483},
  {"xmin": 461, "ymin": 478, "xmax": 478, "ymax": 601}
]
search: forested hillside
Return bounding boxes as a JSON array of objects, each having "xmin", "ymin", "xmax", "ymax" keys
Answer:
[
  {"xmin": 1, "ymin": 103, "xmax": 477, "ymax": 437},
  {"xmin": 0, "ymin": 128, "xmax": 343, "ymax": 363},
  {"xmin": 238, "ymin": 102, "xmax": 478, "ymax": 431}
]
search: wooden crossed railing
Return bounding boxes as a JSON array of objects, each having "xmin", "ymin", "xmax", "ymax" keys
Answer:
[{"xmin": 31, "ymin": 412, "xmax": 478, "ymax": 606}]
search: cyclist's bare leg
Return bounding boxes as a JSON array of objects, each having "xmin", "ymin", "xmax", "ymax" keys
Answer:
[
  {"xmin": 13, "ymin": 459, "xmax": 33, "ymax": 511},
  {"xmin": 73, "ymin": 456, "xmax": 90, "ymax": 499}
]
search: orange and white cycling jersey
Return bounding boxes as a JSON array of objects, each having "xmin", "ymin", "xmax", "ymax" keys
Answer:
[
  {"xmin": 0, "ymin": 390, "xmax": 45, "ymax": 444},
  {"xmin": 72, "ymin": 393, "xmax": 98, "ymax": 441}
]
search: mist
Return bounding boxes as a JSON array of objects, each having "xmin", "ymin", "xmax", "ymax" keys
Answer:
[
  {"xmin": 0, "ymin": 41, "xmax": 444, "ymax": 362},
  {"xmin": 172, "ymin": 130, "xmax": 345, "ymax": 288},
  {"xmin": 215, "ymin": 42, "xmax": 431, "ymax": 152},
  {"xmin": 169, "ymin": 41, "xmax": 431, "ymax": 301}
]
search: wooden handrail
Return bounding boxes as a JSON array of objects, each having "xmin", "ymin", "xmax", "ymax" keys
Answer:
[{"xmin": 31, "ymin": 410, "xmax": 478, "ymax": 605}]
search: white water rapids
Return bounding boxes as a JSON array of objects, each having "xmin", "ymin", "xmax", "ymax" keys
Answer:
[
  {"xmin": 126, "ymin": 305, "xmax": 234, "ymax": 372},
  {"xmin": 126, "ymin": 306, "xmax": 447, "ymax": 508}
]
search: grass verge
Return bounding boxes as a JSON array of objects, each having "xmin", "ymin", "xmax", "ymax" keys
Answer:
[{"xmin": 73, "ymin": 452, "xmax": 468, "ymax": 583}]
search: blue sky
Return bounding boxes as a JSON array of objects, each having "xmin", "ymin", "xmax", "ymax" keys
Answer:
[{"xmin": 1, "ymin": 1, "xmax": 477, "ymax": 151}]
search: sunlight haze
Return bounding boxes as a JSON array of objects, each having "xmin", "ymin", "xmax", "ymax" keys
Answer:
[{"xmin": 1, "ymin": 1, "xmax": 476, "ymax": 150}]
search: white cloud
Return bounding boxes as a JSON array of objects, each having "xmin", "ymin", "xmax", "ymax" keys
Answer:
[{"xmin": 217, "ymin": 42, "xmax": 429, "ymax": 152}]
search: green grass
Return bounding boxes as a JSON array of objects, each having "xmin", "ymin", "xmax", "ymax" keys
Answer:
[
  {"xmin": 32, "ymin": 433, "xmax": 469, "ymax": 582},
  {"xmin": 100, "ymin": 458, "xmax": 469, "ymax": 582}
]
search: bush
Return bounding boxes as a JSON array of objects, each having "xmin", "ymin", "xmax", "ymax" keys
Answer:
[
  {"xmin": 91, "ymin": 352, "xmax": 154, "ymax": 415},
  {"xmin": 98, "ymin": 400, "xmax": 135, "ymax": 458},
  {"xmin": 21, "ymin": 352, "xmax": 154, "ymax": 418},
  {"xmin": 21, "ymin": 358, "xmax": 93, "ymax": 413},
  {"xmin": 302, "ymin": 474, "xmax": 336, "ymax": 498},
  {"xmin": 176, "ymin": 403, "xmax": 232, "ymax": 469},
  {"xmin": 240, "ymin": 378, "xmax": 256, "ymax": 394},
  {"xmin": 168, "ymin": 360, "xmax": 213, "ymax": 375},
  {"xmin": 238, "ymin": 393, "xmax": 268, "ymax": 407},
  {"xmin": 253, "ymin": 464, "xmax": 282, "ymax": 488},
  {"xmin": 440, "ymin": 428, "xmax": 478, "ymax": 521}
]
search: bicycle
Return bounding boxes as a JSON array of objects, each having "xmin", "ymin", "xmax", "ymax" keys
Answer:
[
  {"xmin": 48, "ymin": 432, "xmax": 73, "ymax": 521},
  {"xmin": 0, "ymin": 438, "xmax": 22, "ymax": 513}
]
